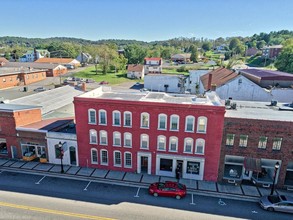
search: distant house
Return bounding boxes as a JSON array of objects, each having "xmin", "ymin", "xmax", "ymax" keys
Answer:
[
  {"xmin": 144, "ymin": 57, "xmax": 162, "ymax": 74},
  {"xmin": 245, "ymin": 48, "xmax": 259, "ymax": 57},
  {"xmin": 35, "ymin": 58, "xmax": 80, "ymax": 69},
  {"xmin": 19, "ymin": 49, "xmax": 50, "ymax": 62},
  {"xmin": 262, "ymin": 45, "xmax": 283, "ymax": 59},
  {"xmin": 171, "ymin": 53, "xmax": 191, "ymax": 63},
  {"xmin": 0, "ymin": 57, "xmax": 8, "ymax": 66},
  {"xmin": 76, "ymin": 52, "xmax": 92, "ymax": 64},
  {"xmin": 214, "ymin": 44, "xmax": 228, "ymax": 54},
  {"xmin": 127, "ymin": 64, "xmax": 145, "ymax": 79}
]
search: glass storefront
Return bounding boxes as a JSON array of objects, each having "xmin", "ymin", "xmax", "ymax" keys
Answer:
[{"xmin": 160, "ymin": 158, "xmax": 172, "ymax": 172}]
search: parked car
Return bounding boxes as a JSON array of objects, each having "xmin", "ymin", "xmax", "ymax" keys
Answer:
[
  {"xmin": 148, "ymin": 181, "xmax": 186, "ymax": 199},
  {"xmin": 259, "ymin": 195, "xmax": 293, "ymax": 213},
  {"xmin": 33, "ymin": 87, "xmax": 46, "ymax": 92},
  {"xmin": 140, "ymin": 88, "xmax": 149, "ymax": 92},
  {"xmin": 99, "ymin": 81, "xmax": 109, "ymax": 85},
  {"xmin": 86, "ymin": 79, "xmax": 95, "ymax": 83}
]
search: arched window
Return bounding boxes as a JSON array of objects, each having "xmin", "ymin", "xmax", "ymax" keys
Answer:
[
  {"xmin": 113, "ymin": 110, "xmax": 121, "ymax": 126},
  {"xmin": 89, "ymin": 129, "xmax": 97, "ymax": 144},
  {"xmin": 157, "ymin": 135, "xmax": 166, "ymax": 151},
  {"xmin": 100, "ymin": 149, "xmax": 108, "ymax": 165},
  {"xmin": 98, "ymin": 109, "xmax": 107, "ymax": 125},
  {"xmin": 99, "ymin": 130, "xmax": 108, "ymax": 145},
  {"xmin": 170, "ymin": 114, "xmax": 179, "ymax": 131},
  {"xmin": 185, "ymin": 115, "xmax": 195, "ymax": 132},
  {"xmin": 114, "ymin": 150, "xmax": 122, "ymax": 167},
  {"xmin": 158, "ymin": 114, "xmax": 167, "ymax": 130},
  {"xmin": 124, "ymin": 111, "xmax": 132, "ymax": 127},
  {"xmin": 124, "ymin": 132, "xmax": 132, "ymax": 148},
  {"xmin": 195, "ymin": 138, "xmax": 205, "ymax": 154},
  {"xmin": 169, "ymin": 136, "xmax": 178, "ymax": 152},
  {"xmin": 91, "ymin": 148, "xmax": 98, "ymax": 164},
  {"xmin": 124, "ymin": 152, "xmax": 132, "ymax": 168},
  {"xmin": 197, "ymin": 116, "xmax": 207, "ymax": 133},
  {"xmin": 113, "ymin": 131, "xmax": 121, "ymax": 146},
  {"xmin": 141, "ymin": 112, "xmax": 150, "ymax": 128},
  {"xmin": 184, "ymin": 137, "xmax": 193, "ymax": 153},
  {"xmin": 88, "ymin": 109, "xmax": 96, "ymax": 124},
  {"xmin": 140, "ymin": 134, "xmax": 149, "ymax": 149}
]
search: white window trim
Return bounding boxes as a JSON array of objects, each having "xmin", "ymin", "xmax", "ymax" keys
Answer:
[
  {"xmin": 88, "ymin": 109, "xmax": 96, "ymax": 124},
  {"xmin": 157, "ymin": 135, "xmax": 166, "ymax": 151},
  {"xmin": 184, "ymin": 137, "xmax": 193, "ymax": 154},
  {"xmin": 197, "ymin": 116, "xmax": 207, "ymax": 133},
  {"xmin": 123, "ymin": 111, "xmax": 132, "ymax": 127},
  {"xmin": 113, "ymin": 150, "xmax": 122, "ymax": 167},
  {"xmin": 195, "ymin": 138, "xmax": 205, "ymax": 155},
  {"xmin": 170, "ymin": 114, "xmax": 179, "ymax": 131},
  {"xmin": 100, "ymin": 149, "xmax": 108, "ymax": 165},
  {"xmin": 158, "ymin": 114, "xmax": 167, "ymax": 130},
  {"xmin": 169, "ymin": 136, "xmax": 178, "ymax": 152},
  {"xmin": 113, "ymin": 131, "xmax": 121, "ymax": 147},
  {"xmin": 140, "ymin": 112, "xmax": 150, "ymax": 129},
  {"xmin": 98, "ymin": 109, "xmax": 107, "ymax": 125},
  {"xmin": 91, "ymin": 148, "xmax": 98, "ymax": 164},
  {"xmin": 124, "ymin": 151, "xmax": 132, "ymax": 168},
  {"xmin": 89, "ymin": 129, "xmax": 98, "ymax": 144},
  {"xmin": 185, "ymin": 116, "xmax": 195, "ymax": 132},
  {"xmin": 99, "ymin": 130, "xmax": 108, "ymax": 145},
  {"xmin": 140, "ymin": 134, "xmax": 149, "ymax": 149},
  {"xmin": 123, "ymin": 132, "xmax": 132, "ymax": 148},
  {"xmin": 112, "ymin": 110, "xmax": 121, "ymax": 126}
]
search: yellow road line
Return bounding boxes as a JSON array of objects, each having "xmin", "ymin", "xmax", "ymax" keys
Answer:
[{"xmin": 0, "ymin": 201, "xmax": 117, "ymax": 220}]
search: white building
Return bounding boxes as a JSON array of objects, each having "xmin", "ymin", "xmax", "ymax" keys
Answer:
[
  {"xmin": 144, "ymin": 57, "xmax": 162, "ymax": 74},
  {"xmin": 19, "ymin": 49, "xmax": 50, "ymax": 62},
  {"xmin": 144, "ymin": 74, "xmax": 184, "ymax": 93},
  {"xmin": 127, "ymin": 64, "xmax": 145, "ymax": 79}
]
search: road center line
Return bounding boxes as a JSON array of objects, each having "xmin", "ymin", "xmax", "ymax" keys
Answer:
[
  {"xmin": 134, "ymin": 187, "xmax": 140, "ymax": 197},
  {"xmin": 84, "ymin": 181, "xmax": 92, "ymax": 191},
  {"xmin": 35, "ymin": 176, "xmax": 46, "ymax": 185}
]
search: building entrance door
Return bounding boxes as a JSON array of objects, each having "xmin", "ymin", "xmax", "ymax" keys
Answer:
[
  {"xmin": 11, "ymin": 146, "xmax": 18, "ymax": 158},
  {"xmin": 141, "ymin": 156, "xmax": 148, "ymax": 173},
  {"xmin": 69, "ymin": 146, "xmax": 77, "ymax": 165}
]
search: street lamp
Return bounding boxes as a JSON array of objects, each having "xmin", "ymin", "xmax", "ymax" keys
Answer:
[
  {"xmin": 270, "ymin": 162, "xmax": 280, "ymax": 195},
  {"xmin": 58, "ymin": 141, "xmax": 64, "ymax": 173}
]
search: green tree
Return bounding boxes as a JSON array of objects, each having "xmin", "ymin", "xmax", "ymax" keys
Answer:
[
  {"xmin": 190, "ymin": 45, "xmax": 199, "ymax": 63},
  {"xmin": 256, "ymin": 40, "xmax": 266, "ymax": 49},
  {"xmin": 97, "ymin": 44, "xmax": 118, "ymax": 74},
  {"xmin": 201, "ymin": 42, "xmax": 212, "ymax": 51},
  {"xmin": 124, "ymin": 44, "xmax": 148, "ymax": 64},
  {"xmin": 275, "ymin": 38, "xmax": 293, "ymax": 73}
]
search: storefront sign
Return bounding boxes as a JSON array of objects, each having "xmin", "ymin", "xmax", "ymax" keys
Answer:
[{"xmin": 187, "ymin": 161, "xmax": 200, "ymax": 174}]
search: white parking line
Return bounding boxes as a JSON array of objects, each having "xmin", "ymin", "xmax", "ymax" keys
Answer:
[
  {"xmin": 190, "ymin": 193, "xmax": 196, "ymax": 205},
  {"xmin": 83, "ymin": 181, "xmax": 92, "ymax": 191},
  {"xmin": 35, "ymin": 176, "xmax": 46, "ymax": 185},
  {"xmin": 134, "ymin": 187, "xmax": 140, "ymax": 197}
]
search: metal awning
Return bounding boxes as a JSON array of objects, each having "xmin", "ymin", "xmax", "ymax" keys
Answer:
[{"xmin": 244, "ymin": 157, "xmax": 262, "ymax": 172}]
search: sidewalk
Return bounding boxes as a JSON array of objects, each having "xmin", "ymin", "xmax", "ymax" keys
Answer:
[{"xmin": 1, "ymin": 158, "xmax": 292, "ymax": 202}]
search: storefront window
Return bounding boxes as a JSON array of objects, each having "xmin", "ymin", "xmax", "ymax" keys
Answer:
[
  {"xmin": 160, "ymin": 159, "xmax": 172, "ymax": 172},
  {"xmin": 0, "ymin": 142, "xmax": 8, "ymax": 155},
  {"xmin": 186, "ymin": 161, "xmax": 200, "ymax": 174}
]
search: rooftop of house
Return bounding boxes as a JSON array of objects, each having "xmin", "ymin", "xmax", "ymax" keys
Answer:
[
  {"xmin": 77, "ymin": 86, "xmax": 223, "ymax": 107},
  {"xmin": 4, "ymin": 62, "xmax": 64, "ymax": 69},
  {"xmin": 35, "ymin": 58, "xmax": 76, "ymax": 64},
  {"xmin": 0, "ymin": 67, "xmax": 47, "ymax": 76},
  {"xmin": 0, "ymin": 58, "xmax": 9, "ymax": 63},
  {"xmin": 0, "ymin": 103, "xmax": 41, "ymax": 112},
  {"xmin": 127, "ymin": 64, "xmax": 144, "ymax": 72},
  {"xmin": 200, "ymin": 67, "xmax": 238, "ymax": 90},
  {"xmin": 225, "ymin": 100, "xmax": 293, "ymax": 121},
  {"xmin": 263, "ymin": 45, "xmax": 283, "ymax": 49},
  {"xmin": 171, "ymin": 53, "xmax": 191, "ymax": 59},
  {"xmin": 239, "ymin": 69, "xmax": 293, "ymax": 80},
  {"xmin": 144, "ymin": 57, "xmax": 162, "ymax": 61}
]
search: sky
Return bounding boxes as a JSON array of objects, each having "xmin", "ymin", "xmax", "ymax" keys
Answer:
[{"xmin": 1, "ymin": 0, "xmax": 293, "ymax": 42}]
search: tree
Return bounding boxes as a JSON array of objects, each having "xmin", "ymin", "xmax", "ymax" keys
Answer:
[
  {"xmin": 190, "ymin": 45, "xmax": 199, "ymax": 63},
  {"xmin": 124, "ymin": 44, "xmax": 148, "ymax": 64},
  {"xmin": 275, "ymin": 39, "xmax": 293, "ymax": 73},
  {"xmin": 256, "ymin": 40, "xmax": 266, "ymax": 50},
  {"xmin": 201, "ymin": 42, "xmax": 212, "ymax": 51},
  {"xmin": 229, "ymin": 38, "xmax": 240, "ymax": 50},
  {"xmin": 97, "ymin": 44, "xmax": 118, "ymax": 74}
]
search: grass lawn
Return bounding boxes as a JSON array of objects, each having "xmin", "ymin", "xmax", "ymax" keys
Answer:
[{"xmin": 72, "ymin": 66, "xmax": 140, "ymax": 84}]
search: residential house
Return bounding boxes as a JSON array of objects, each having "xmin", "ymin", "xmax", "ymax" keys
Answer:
[
  {"xmin": 74, "ymin": 87, "xmax": 225, "ymax": 181},
  {"xmin": 171, "ymin": 53, "xmax": 191, "ymax": 63},
  {"xmin": 218, "ymin": 100, "xmax": 293, "ymax": 189},
  {"xmin": 76, "ymin": 52, "xmax": 92, "ymax": 64},
  {"xmin": 35, "ymin": 58, "xmax": 80, "ymax": 69},
  {"xmin": 144, "ymin": 58, "xmax": 162, "ymax": 74},
  {"xmin": 19, "ymin": 49, "xmax": 50, "ymax": 62},
  {"xmin": 245, "ymin": 48, "xmax": 259, "ymax": 57},
  {"xmin": 127, "ymin": 64, "xmax": 145, "ymax": 79},
  {"xmin": 0, "ymin": 58, "xmax": 9, "ymax": 66},
  {"xmin": 262, "ymin": 45, "xmax": 283, "ymax": 59}
]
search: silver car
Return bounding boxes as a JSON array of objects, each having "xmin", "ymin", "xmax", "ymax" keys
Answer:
[{"xmin": 259, "ymin": 195, "xmax": 293, "ymax": 213}]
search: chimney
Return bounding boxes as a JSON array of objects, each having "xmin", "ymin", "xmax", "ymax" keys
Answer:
[
  {"xmin": 207, "ymin": 73, "xmax": 212, "ymax": 90},
  {"xmin": 81, "ymin": 82, "xmax": 87, "ymax": 92},
  {"xmin": 211, "ymin": 84, "xmax": 217, "ymax": 91}
]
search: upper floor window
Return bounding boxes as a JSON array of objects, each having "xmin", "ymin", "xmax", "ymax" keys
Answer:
[
  {"xmin": 272, "ymin": 137, "xmax": 282, "ymax": 150},
  {"xmin": 124, "ymin": 152, "xmax": 132, "ymax": 168},
  {"xmin": 113, "ymin": 132, "xmax": 121, "ymax": 146},
  {"xmin": 100, "ymin": 150, "xmax": 108, "ymax": 165},
  {"xmin": 169, "ymin": 136, "xmax": 178, "ymax": 152},
  {"xmin": 258, "ymin": 136, "xmax": 268, "ymax": 149},
  {"xmin": 157, "ymin": 135, "xmax": 166, "ymax": 151},
  {"xmin": 195, "ymin": 138, "xmax": 205, "ymax": 154},
  {"xmin": 99, "ymin": 109, "xmax": 107, "ymax": 125},
  {"xmin": 113, "ymin": 111, "xmax": 121, "ymax": 126},
  {"xmin": 124, "ymin": 132, "xmax": 132, "ymax": 148},
  {"xmin": 185, "ymin": 116, "xmax": 195, "ymax": 132},
  {"xmin": 141, "ymin": 112, "xmax": 149, "ymax": 128},
  {"xmin": 239, "ymin": 135, "xmax": 248, "ymax": 147},
  {"xmin": 170, "ymin": 114, "xmax": 179, "ymax": 131},
  {"xmin": 197, "ymin": 116, "xmax": 207, "ymax": 133},
  {"xmin": 91, "ymin": 148, "xmax": 98, "ymax": 164},
  {"xmin": 140, "ymin": 134, "xmax": 149, "ymax": 149},
  {"xmin": 158, "ymin": 114, "xmax": 167, "ymax": 130},
  {"xmin": 99, "ymin": 130, "xmax": 108, "ymax": 145},
  {"xmin": 226, "ymin": 134, "xmax": 235, "ymax": 146},
  {"xmin": 88, "ymin": 109, "xmax": 96, "ymax": 124},
  {"xmin": 89, "ymin": 129, "xmax": 97, "ymax": 144},
  {"xmin": 124, "ymin": 111, "xmax": 132, "ymax": 127},
  {"xmin": 114, "ymin": 151, "xmax": 122, "ymax": 167},
  {"xmin": 184, "ymin": 138, "xmax": 193, "ymax": 153}
]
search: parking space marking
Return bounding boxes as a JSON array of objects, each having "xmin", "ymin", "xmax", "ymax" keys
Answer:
[
  {"xmin": 35, "ymin": 176, "xmax": 46, "ymax": 185},
  {"xmin": 218, "ymin": 198, "xmax": 226, "ymax": 206},
  {"xmin": 190, "ymin": 193, "xmax": 195, "ymax": 205},
  {"xmin": 134, "ymin": 187, "xmax": 140, "ymax": 197},
  {"xmin": 84, "ymin": 181, "xmax": 92, "ymax": 191}
]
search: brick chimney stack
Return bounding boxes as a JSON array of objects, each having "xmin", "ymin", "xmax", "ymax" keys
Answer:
[
  {"xmin": 207, "ymin": 73, "xmax": 212, "ymax": 90},
  {"xmin": 81, "ymin": 82, "xmax": 87, "ymax": 92}
]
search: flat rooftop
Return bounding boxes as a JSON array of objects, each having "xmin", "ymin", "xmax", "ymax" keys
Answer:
[
  {"xmin": 0, "ymin": 103, "xmax": 41, "ymax": 112},
  {"xmin": 0, "ymin": 67, "xmax": 46, "ymax": 76},
  {"xmin": 78, "ymin": 87, "xmax": 223, "ymax": 106},
  {"xmin": 225, "ymin": 100, "xmax": 293, "ymax": 121}
]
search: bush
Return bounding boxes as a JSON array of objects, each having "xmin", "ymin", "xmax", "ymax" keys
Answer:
[{"xmin": 177, "ymin": 66, "xmax": 187, "ymax": 72}]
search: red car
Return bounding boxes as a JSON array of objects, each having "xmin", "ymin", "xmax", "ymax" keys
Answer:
[
  {"xmin": 99, "ymin": 81, "xmax": 109, "ymax": 85},
  {"xmin": 148, "ymin": 181, "xmax": 187, "ymax": 199}
]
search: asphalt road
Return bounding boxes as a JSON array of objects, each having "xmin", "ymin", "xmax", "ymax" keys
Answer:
[{"xmin": 0, "ymin": 170, "xmax": 291, "ymax": 220}]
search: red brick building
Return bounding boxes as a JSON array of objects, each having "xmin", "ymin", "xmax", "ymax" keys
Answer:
[
  {"xmin": 0, "ymin": 104, "xmax": 42, "ymax": 158},
  {"xmin": 74, "ymin": 87, "xmax": 225, "ymax": 181},
  {"xmin": 218, "ymin": 100, "xmax": 293, "ymax": 189}
]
